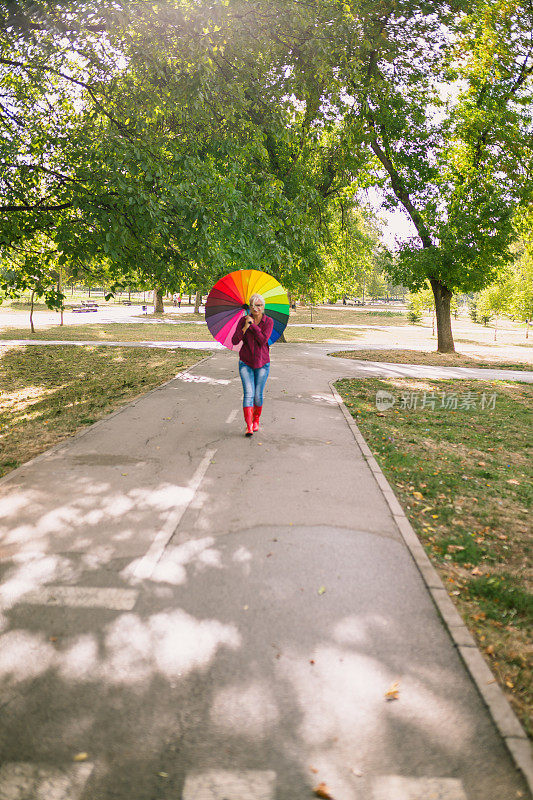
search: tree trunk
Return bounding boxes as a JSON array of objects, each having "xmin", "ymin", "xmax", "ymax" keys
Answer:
[
  {"xmin": 153, "ymin": 288, "xmax": 164, "ymax": 313},
  {"xmin": 30, "ymin": 290, "xmax": 35, "ymax": 333},
  {"xmin": 194, "ymin": 291, "xmax": 202, "ymax": 313},
  {"xmin": 58, "ymin": 270, "xmax": 63, "ymax": 326},
  {"xmin": 526, "ymin": 319, "xmax": 529, "ymax": 339},
  {"xmin": 429, "ymin": 278, "xmax": 455, "ymax": 353}
]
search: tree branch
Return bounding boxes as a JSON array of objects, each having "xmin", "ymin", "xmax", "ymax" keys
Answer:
[{"xmin": 0, "ymin": 202, "xmax": 72, "ymax": 212}]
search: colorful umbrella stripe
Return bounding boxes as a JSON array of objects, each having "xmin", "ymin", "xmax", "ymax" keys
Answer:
[{"xmin": 205, "ymin": 270, "xmax": 290, "ymax": 349}]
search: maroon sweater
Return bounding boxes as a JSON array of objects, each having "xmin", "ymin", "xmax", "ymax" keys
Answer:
[{"xmin": 231, "ymin": 314, "xmax": 274, "ymax": 368}]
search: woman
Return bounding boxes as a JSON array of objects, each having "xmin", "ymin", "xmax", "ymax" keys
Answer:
[{"xmin": 231, "ymin": 293, "xmax": 274, "ymax": 436}]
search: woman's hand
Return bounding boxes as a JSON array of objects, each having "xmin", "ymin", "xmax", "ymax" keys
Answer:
[{"xmin": 243, "ymin": 314, "xmax": 253, "ymax": 331}]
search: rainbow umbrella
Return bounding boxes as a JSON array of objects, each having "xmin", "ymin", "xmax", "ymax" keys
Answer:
[{"xmin": 205, "ymin": 269, "xmax": 289, "ymax": 350}]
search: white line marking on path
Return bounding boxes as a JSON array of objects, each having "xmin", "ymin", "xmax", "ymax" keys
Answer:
[
  {"xmin": 129, "ymin": 448, "xmax": 217, "ymax": 580},
  {"xmin": 0, "ymin": 762, "xmax": 93, "ymax": 800},
  {"xmin": 226, "ymin": 409, "xmax": 238, "ymax": 424},
  {"xmin": 372, "ymin": 775, "xmax": 468, "ymax": 800},
  {"xmin": 182, "ymin": 770, "xmax": 276, "ymax": 800},
  {"xmin": 20, "ymin": 586, "xmax": 138, "ymax": 610}
]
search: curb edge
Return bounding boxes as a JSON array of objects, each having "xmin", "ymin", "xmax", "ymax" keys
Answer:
[{"xmin": 329, "ymin": 380, "xmax": 533, "ymax": 795}]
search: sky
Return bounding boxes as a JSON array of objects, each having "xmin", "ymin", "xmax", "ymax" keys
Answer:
[{"xmin": 379, "ymin": 206, "xmax": 417, "ymax": 250}]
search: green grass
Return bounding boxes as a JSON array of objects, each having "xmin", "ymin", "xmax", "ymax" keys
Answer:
[
  {"xmin": 335, "ymin": 376, "xmax": 533, "ymax": 735},
  {"xmin": 0, "ymin": 322, "xmax": 212, "ymax": 342},
  {"xmin": 0, "ymin": 344, "xmax": 210, "ymax": 478}
]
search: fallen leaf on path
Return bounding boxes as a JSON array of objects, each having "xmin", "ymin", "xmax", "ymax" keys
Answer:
[
  {"xmin": 158, "ymin": 772, "xmax": 168, "ymax": 778},
  {"xmin": 507, "ymin": 479, "xmax": 520, "ymax": 485},
  {"xmin": 309, "ymin": 766, "xmax": 319, "ymax": 774},
  {"xmin": 350, "ymin": 767, "xmax": 363, "ymax": 777},
  {"xmin": 471, "ymin": 567, "xmax": 483, "ymax": 576},
  {"xmin": 412, "ymin": 491, "xmax": 423, "ymax": 500},
  {"xmin": 73, "ymin": 753, "xmax": 88, "ymax": 762},
  {"xmin": 318, "ymin": 586, "xmax": 326, "ymax": 595},
  {"xmin": 314, "ymin": 782, "xmax": 335, "ymax": 799},
  {"xmin": 385, "ymin": 681, "xmax": 400, "ymax": 701}
]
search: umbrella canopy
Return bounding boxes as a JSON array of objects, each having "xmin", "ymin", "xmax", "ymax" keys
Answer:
[{"xmin": 205, "ymin": 269, "xmax": 289, "ymax": 350}]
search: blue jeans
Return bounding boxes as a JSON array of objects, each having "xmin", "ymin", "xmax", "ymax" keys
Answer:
[{"xmin": 238, "ymin": 361, "xmax": 270, "ymax": 407}]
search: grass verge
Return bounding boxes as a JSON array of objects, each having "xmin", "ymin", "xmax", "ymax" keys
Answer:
[
  {"xmin": 335, "ymin": 376, "xmax": 532, "ymax": 736},
  {"xmin": 0, "ymin": 322, "xmax": 212, "ymax": 342},
  {"xmin": 284, "ymin": 326, "xmax": 364, "ymax": 343},
  {"xmin": 288, "ymin": 307, "xmax": 408, "ymax": 326},
  {"xmin": 331, "ymin": 348, "xmax": 533, "ymax": 371},
  {"xmin": 1, "ymin": 320, "xmax": 369, "ymax": 345},
  {"xmin": 0, "ymin": 344, "xmax": 210, "ymax": 478}
]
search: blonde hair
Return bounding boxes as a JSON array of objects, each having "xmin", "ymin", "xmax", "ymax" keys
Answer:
[{"xmin": 249, "ymin": 293, "xmax": 265, "ymax": 306}]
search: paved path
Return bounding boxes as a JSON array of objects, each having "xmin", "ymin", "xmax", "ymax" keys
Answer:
[
  {"xmin": 2, "ymin": 338, "xmax": 531, "ymax": 382},
  {"xmin": 0, "ymin": 346, "xmax": 530, "ymax": 800}
]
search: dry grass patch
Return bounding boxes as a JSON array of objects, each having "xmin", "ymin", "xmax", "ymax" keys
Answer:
[
  {"xmin": 0, "ymin": 322, "xmax": 212, "ymax": 342},
  {"xmin": 331, "ymin": 348, "xmax": 532, "ymax": 370},
  {"xmin": 0, "ymin": 344, "xmax": 209, "ymax": 478},
  {"xmin": 284, "ymin": 326, "xmax": 363, "ymax": 343},
  {"xmin": 335, "ymin": 376, "xmax": 533, "ymax": 736},
  {"xmin": 288, "ymin": 306, "xmax": 408, "ymax": 326}
]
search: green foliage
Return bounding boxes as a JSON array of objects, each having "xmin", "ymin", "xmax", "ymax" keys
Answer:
[
  {"xmin": 1, "ymin": 0, "xmax": 531, "ymax": 336},
  {"xmin": 0, "ymin": 0, "xmax": 345, "ymax": 305},
  {"xmin": 407, "ymin": 286, "xmax": 434, "ymax": 314},
  {"xmin": 476, "ymin": 279, "xmax": 511, "ymax": 322}
]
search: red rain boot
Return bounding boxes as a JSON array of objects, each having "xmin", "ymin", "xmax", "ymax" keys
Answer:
[
  {"xmin": 252, "ymin": 405, "xmax": 262, "ymax": 432},
  {"xmin": 243, "ymin": 406, "xmax": 254, "ymax": 436}
]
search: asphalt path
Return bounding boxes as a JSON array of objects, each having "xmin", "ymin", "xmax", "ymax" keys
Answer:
[{"xmin": 0, "ymin": 345, "xmax": 530, "ymax": 800}]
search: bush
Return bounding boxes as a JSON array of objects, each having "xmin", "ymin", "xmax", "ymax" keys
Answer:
[{"xmin": 407, "ymin": 309, "xmax": 423, "ymax": 323}]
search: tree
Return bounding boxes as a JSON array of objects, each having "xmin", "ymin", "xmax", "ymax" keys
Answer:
[
  {"xmin": 319, "ymin": 195, "xmax": 385, "ymax": 302},
  {"xmin": 0, "ymin": 0, "xmax": 353, "ymax": 310},
  {"xmin": 5, "ymin": 0, "xmax": 529, "ymax": 341},
  {"xmin": 476, "ymin": 279, "xmax": 511, "ymax": 339},
  {"xmin": 333, "ymin": 0, "xmax": 533, "ymax": 351},
  {"xmin": 508, "ymin": 212, "xmax": 533, "ymax": 338}
]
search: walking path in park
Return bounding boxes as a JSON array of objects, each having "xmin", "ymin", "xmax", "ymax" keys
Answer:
[{"xmin": 0, "ymin": 345, "xmax": 531, "ymax": 800}]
